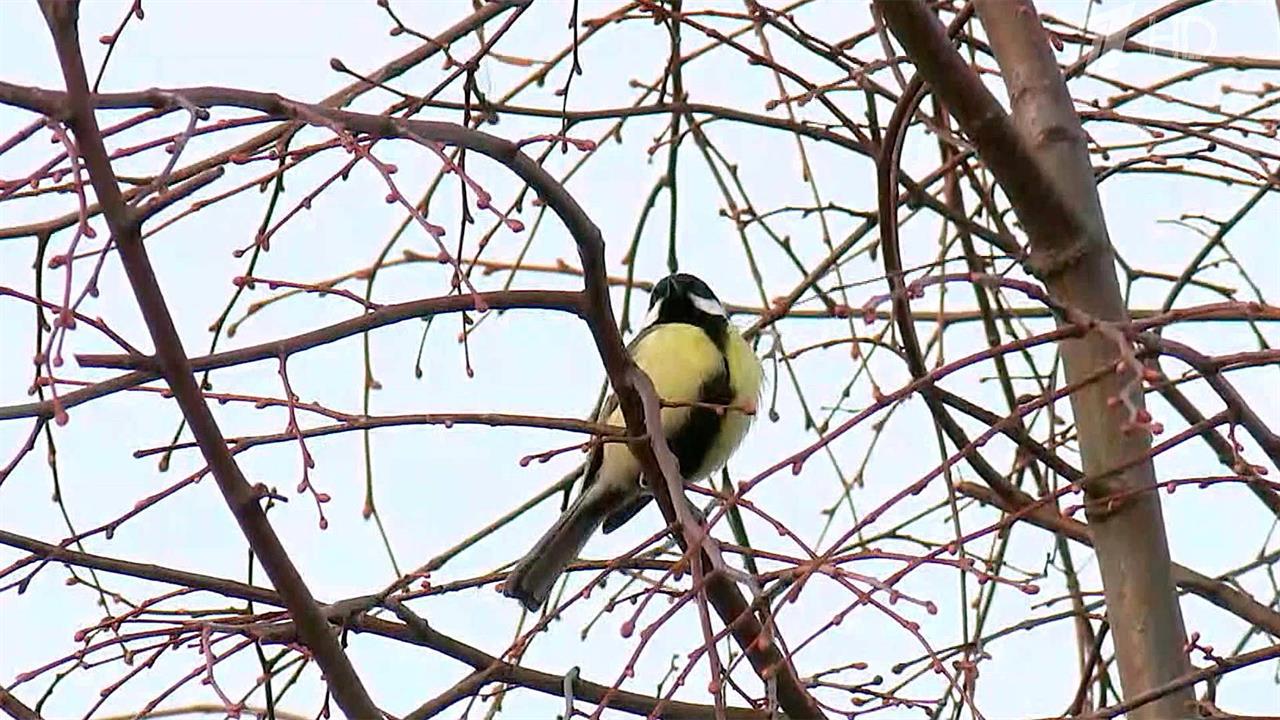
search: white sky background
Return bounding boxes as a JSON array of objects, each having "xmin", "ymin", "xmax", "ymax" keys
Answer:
[{"xmin": 1, "ymin": 1, "xmax": 1278, "ymax": 718}]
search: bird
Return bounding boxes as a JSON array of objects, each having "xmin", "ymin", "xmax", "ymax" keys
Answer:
[{"xmin": 502, "ymin": 272, "xmax": 764, "ymax": 612}]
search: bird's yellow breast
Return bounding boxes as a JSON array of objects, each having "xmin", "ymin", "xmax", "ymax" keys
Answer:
[
  {"xmin": 597, "ymin": 323, "xmax": 762, "ymax": 487},
  {"xmin": 631, "ymin": 324, "xmax": 725, "ymax": 406}
]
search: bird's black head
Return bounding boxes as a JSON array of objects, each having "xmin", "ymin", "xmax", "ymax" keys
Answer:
[{"xmin": 644, "ymin": 273, "xmax": 728, "ymax": 339}]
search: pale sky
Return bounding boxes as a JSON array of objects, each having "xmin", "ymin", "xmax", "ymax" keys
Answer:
[{"xmin": 1, "ymin": 1, "xmax": 1278, "ymax": 718}]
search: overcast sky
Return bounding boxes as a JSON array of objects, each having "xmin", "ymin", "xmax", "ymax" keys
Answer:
[{"xmin": 2, "ymin": 1, "xmax": 1278, "ymax": 718}]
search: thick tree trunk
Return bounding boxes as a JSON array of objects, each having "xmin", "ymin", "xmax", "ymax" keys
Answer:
[
  {"xmin": 969, "ymin": 4, "xmax": 1193, "ymax": 716},
  {"xmin": 878, "ymin": 1, "xmax": 1194, "ymax": 717}
]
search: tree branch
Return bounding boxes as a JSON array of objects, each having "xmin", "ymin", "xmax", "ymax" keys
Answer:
[
  {"xmin": 0, "ymin": 529, "xmax": 762, "ymax": 720},
  {"xmin": 877, "ymin": 2, "xmax": 1194, "ymax": 714},
  {"xmin": 37, "ymin": 1, "xmax": 383, "ymax": 715},
  {"xmin": 0, "ymin": 290, "xmax": 580, "ymax": 421},
  {"xmin": 5, "ymin": 45, "xmax": 824, "ymax": 716},
  {"xmin": 0, "ymin": 688, "xmax": 43, "ymax": 720},
  {"xmin": 954, "ymin": 482, "xmax": 1280, "ymax": 638},
  {"xmin": 0, "ymin": 0, "xmax": 529, "ymax": 241}
]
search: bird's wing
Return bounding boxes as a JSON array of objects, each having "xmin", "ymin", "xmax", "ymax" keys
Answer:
[
  {"xmin": 602, "ymin": 493, "xmax": 651, "ymax": 533},
  {"xmin": 579, "ymin": 324, "xmax": 661, "ymax": 494}
]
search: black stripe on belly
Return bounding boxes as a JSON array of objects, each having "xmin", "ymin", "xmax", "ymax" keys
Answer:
[{"xmin": 668, "ymin": 357, "xmax": 733, "ymax": 479}]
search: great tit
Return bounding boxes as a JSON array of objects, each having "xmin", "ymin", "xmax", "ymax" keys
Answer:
[{"xmin": 503, "ymin": 273, "xmax": 764, "ymax": 612}]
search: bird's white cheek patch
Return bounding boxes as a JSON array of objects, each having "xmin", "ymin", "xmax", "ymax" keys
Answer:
[
  {"xmin": 641, "ymin": 303, "xmax": 662, "ymax": 329},
  {"xmin": 690, "ymin": 294, "xmax": 726, "ymax": 317}
]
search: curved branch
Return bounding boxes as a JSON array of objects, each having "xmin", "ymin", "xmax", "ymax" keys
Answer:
[
  {"xmin": 953, "ymin": 483, "xmax": 1280, "ymax": 638},
  {"xmin": 0, "ymin": 528, "xmax": 760, "ymax": 720},
  {"xmin": 878, "ymin": 2, "xmax": 1196, "ymax": 714},
  {"xmin": 3, "ymin": 59, "xmax": 825, "ymax": 717},
  {"xmin": 0, "ymin": 290, "xmax": 580, "ymax": 421},
  {"xmin": 37, "ymin": 3, "xmax": 384, "ymax": 714}
]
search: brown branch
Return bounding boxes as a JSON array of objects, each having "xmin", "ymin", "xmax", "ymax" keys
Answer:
[
  {"xmin": 384, "ymin": 602, "xmax": 768, "ymax": 720},
  {"xmin": 0, "ymin": 0, "xmax": 529, "ymax": 241},
  {"xmin": 37, "ymin": 2, "xmax": 382, "ymax": 716},
  {"xmin": 2, "ymin": 66, "xmax": 826, "ymax": 717},
  {"xmin": 225, "ymin": 248, "xmax": 1280, "ymax": 328},
  {"xmin": 0, "ymin": 526, "xmax": 674, "ymax": 609},
  {"xmin": 0, "ymin": 528, "xmax": 282, "ymax": 607},
  {"xmin": 879, "ymin": 1, "xmax": 1194, "ymax": 715},
  {"xmin": 1060, "ymin": 0, "xmax": 1218, "ymax": 79},
  {"xmin": 874, "ymin": 0, "xmax": 1088, "ymax": 278},
  {"xmin": 2, "ymin": 294, "xmax": 1257, "ymax": 428},
  {"xmin": 131, "ymin": 411, "xmax": 623, "ymax": 458},
  {"xmin": 0, "ymin": 688, "xmax": 43, "ymax": 720},
  {"xmin": 0, "ymin": 529, "xmax": 751, "ymax": 719},
  {"xmin": 953, "ymin": 483, "xmax": 1280, "ymax": 638},
  {"xmin": 95, "ymin": 705, "xmax": 309, "ymax": 720},
  {"xmin": 1073, "ymin": 642, "xmax": 1280, "ymax": 720},
  {"xmin": 1146, "ymin": 335, "xmax": 1280, "ymax": 472},
  {"xmin": 0, "ymin": 290, "xmax": 579, "ymax": 421},
  {"xmin": 0, "ymin": 84, "xmax": 1022, "ymax": 260},
  {"xmin": 1151, "ymin": 362, "xmax": 1280, "ymax": 518},
  {"xmin": 74, "ymin": 290, "xmax": 580, "ymax": 370}
]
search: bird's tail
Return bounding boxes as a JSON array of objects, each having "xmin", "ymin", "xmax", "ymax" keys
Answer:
[{"xmin": 502, "ymin": 485, "xmax": 618, "ymax": 612}]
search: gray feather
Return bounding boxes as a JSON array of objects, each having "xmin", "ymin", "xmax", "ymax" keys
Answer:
[{"xmin": 502, "ymin": 484, "xmax": 624, "ymax": 612}]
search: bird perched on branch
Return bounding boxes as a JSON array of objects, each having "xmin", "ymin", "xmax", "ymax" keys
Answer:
[{"xmin": 503, "ymin": 272, "xmax": 764, "ymax": 612}]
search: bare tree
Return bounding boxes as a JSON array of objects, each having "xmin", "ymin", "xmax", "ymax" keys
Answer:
[{"xmin": 1, "ymin": 1, "xmax": 1277, "ymax": 719}]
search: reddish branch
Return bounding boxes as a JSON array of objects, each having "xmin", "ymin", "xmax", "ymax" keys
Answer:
[
  {"xmin": 1147, "ymin": 339, "xmax": 1280, "ymax": 517},
  {"xmin": 1071, "ymin": 642, "xmax": 1280, "ymax": 720},
  {"xmin": 1146, "ymin": 335, "xmax": 1280, "ymax": 471},
  {"xmin": 383, "ymin": 602, "xmax": 769, "ymax": 720},
  {"xmin": 0, "ymin": 528, "xmax": 759, "ymax": 719},
  {"xmin": 0, "ymin": 0, "xmax": 529, "ymax": 242},
  {"xmin": 952, "ymin": 483, "xmax": 1280, "ymax": 638},
  {"xmin": 9, "ymin": 14, "xmax": 824, "ymax": 718},
  {"xmin": 37, "ymin": 1, "xmax": 381, "ymax": 716},
  {"xmin": 0, "ymin": 290, "xmax": 579, "ymax": 421},
  {"xmin": 876, "ymin": 1, "xmax": 1196, "ymax": 715}
]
